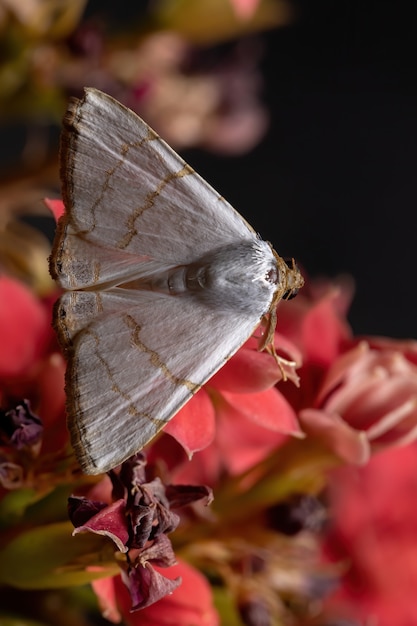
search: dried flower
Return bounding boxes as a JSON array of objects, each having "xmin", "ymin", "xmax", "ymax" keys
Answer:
[{"xmin": 69, "ymin": 453, "xmax": 212, "ymax": 611}]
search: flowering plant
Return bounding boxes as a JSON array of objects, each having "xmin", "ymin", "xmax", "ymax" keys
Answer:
[
  {"xmin": 2, "ymin": 203, "xmax": 417, "ymax": 625},
  {"xmin": 1, "ymin": 3, "xmax": 417, "ymax": 625}
]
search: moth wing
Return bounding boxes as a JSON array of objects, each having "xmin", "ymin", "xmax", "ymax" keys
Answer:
[
  {"xmin": 60, "ymin": 288, "xmax": 261, "ymax": 474},
  {"xmin": 51, "ymin": 88, "xmax": 257, "ymax": 291}
]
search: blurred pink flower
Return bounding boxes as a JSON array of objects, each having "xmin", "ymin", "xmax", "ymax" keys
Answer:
[
  {"xmin": 229, "ymin": 0, "xmax": 261, "ymax": 19},
  {"xmin": 123, "ymin": 32, "xmax": 268, "ymax": 155},
  {"xmin": 0, "ymin": 275, "xmax": 52, "ymax": 382},
  {"xmin": 93, "ymin": 559, "xmax": 219, "ymax": 625},
  {"xmin": 0, "ymin": 274, "xmax": 67, "ymax": 486},
  {"xmin": 323, "ymin": 442, "xmax": 417, "ymax": 626}
]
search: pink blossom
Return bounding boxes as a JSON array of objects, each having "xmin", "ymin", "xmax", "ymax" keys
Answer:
[
  {"xmin": 300, "ymin": 340, "xmax": 417, "ymax": 463},
  {"xmin": 324, "ymin": 443, "xmax": 417, "ymax": 626},
  {"xmin": 0, "ymin": 275, "xmax": 52, "ymax": 381},
  {"xmin": 159, "ymin": 333, "xmax": 303, "ymax": 485},
  {"xmin": 0, "ymin": 275, "xmax": 67, "ymax": 483},
  {"xmin": 93, "ymin": 559, "xmax": 219, "ymax": 626},
  {"xmin": 229, "ymin": 0, "xmax": 261, "ymax": 19},
  {"xmin": 277, "ymin": 282, "xmax": 417, "ymax": 464}
]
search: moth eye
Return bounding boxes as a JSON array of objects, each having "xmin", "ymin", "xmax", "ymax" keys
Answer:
[
  {"xmin": 283, "ymin": 288, "xmax": 299, "ymax": 301},
  {"xmin": 266, "ymin": 266, "xmax": 279, "ymax": 285}
]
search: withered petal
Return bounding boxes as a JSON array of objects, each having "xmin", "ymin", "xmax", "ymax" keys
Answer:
[
  {"xmin": 165, "ymin": 483, "xmax": 214, "ymax": 508},
  {"xmin": 72, "ymin": 498, "xmax": 130, "ymax": 553},
  {"xmin": 122, "ymin": 560, "xmax": 181, "ymax": 611}
]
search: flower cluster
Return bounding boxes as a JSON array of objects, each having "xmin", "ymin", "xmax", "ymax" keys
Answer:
[
  {"xmin": 0, "ymin": 0, "xmax": 292, "ymax": 158},
  {"xmin": 2, "ymin": 226, "xmax": 417, "ymax": 625}
]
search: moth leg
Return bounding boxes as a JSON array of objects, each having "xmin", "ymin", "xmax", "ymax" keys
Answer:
[
  {"xmin": 269, "ymin": 349, "xmax": 299, "ymax": 386},
  {"xmin": 258, "ymin": 308, "xmax": 277, "ymax": 352},
  {"xmin": 258, "ymin": 312, "xmax": 300, "ymax": 386}
]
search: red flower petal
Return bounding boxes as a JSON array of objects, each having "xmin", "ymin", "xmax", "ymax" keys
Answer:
[
  {"xmin": 92, "ymin": 576, "xmax": 122, "ymax": 624},
  {"xmin": 209, "ymin": 346, "xmax": 281, "ymax": 393},
  {"xmin": 222, "ymin": 387, "xmax": 301, "ymax": 435},
  {"xmin": 324, "ymin": 444, "xmax": 417, "ymax": 626},
  {"xmin": 172, "ymin": 441, "xmax": 223, "ymax": 487},
  {"xmin": 360, "ymin": 335, "xmax": 417, "ymax": 366},
  {"xmin": 302, "ymin": 295, "xmax": 352, "ymax": 368},
  {"xmin": 299, "ymin": 408, "xmax": 370, "ymax": 465},
  {"xmin": 212, "ymin": 389, "xmax": 302, "ymax": 475},
  {"xmin": 0, "ymin": 276, "xmax": 50, "ymax": 379},
  {"xmin": 164, "ymin": 389, "xmax": 215, "ymax": 457},
  {"xmin": 113, "ymin": 559, "xmax": 219, "ymax": 625},
  {"xmin": 215, "ymin": 397, "xmax": 289, "ymax": 475},
  {"xmin": 44, "ymin": 197, "xmax": 65, "ymax": 221}
]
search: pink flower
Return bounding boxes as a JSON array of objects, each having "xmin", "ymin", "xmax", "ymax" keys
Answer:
[
  {"xmin": 323, "ymin": 443, "xmax": 417, "ymax": 626},
  {"xmin": 93, "ymin": 559, "xmax": 219, "ymax": 625},
  {"xmin": 0, "ymin": 275, "xmax": 67, "ymax": 485},
  {"xmin": 300, "ymin": 340, "xmax": 417, "ymax": 463},
  {"xmin": 0, "ymin": 275, "xmax": 52, "ymax": 382},
  {"xmin": 229, "ymin": 0, "xmax": 261, "ymax": 19},
  {"xmin": 151, "ymin": 332, "xmax": 303, "ymax": 486},
  {"xmin": 276, "ymin": 281, "xmax": 417, "ymax": 464}
]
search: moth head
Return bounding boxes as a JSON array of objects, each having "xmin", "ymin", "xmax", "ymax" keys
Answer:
[
  {"xmin": 281, "ymin": 257, "xmax": 304, "ymax": 300},
  {"xmin": 270, "ymin": 253, "xmax": 304, "ymax": 306}
]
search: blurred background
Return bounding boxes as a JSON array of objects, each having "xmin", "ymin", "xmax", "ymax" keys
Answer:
[{"xmin": 1, "ymin": 0, "xmax": 416, "ymax": 338}]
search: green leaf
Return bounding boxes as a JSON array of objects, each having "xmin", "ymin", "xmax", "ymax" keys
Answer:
[
  {"xmin": 0, "ymin": 489, "xmax": 38, "ymax": 529},
  {"xmin": 24, "ymin": 483, "xmax": 73, "ymax": 525},
  {"xmin": 213, "ymin": 587, "xmax": 243, "ymax": 626},
  {"xmin": 0, "ymin": 521, "xmax": 118, "ymax": 589}
]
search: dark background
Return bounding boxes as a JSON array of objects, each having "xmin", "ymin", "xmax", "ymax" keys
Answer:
[{"xmin": 185, "ymin": 0, "xmax": 417, "ymax": 339}]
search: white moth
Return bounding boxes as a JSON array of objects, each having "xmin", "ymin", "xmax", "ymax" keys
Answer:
[{"xmin": 50, "ymin": 88, "xmax": 304, "ymax": 475}]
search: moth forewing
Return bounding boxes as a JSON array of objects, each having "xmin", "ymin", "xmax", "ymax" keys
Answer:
[{"xmin": 50, "ymin": 87, "xmax": 304, "ymax": 474}]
